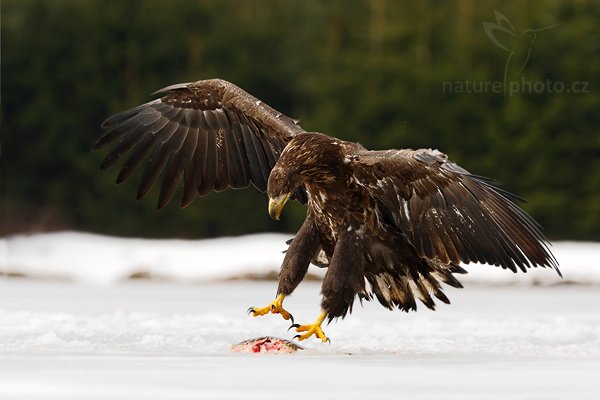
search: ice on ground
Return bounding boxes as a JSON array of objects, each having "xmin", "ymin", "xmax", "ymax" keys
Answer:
[
  {"xmin": 1, "ymin": 231, "xmax": 599, "ymax": 399},
  {"xmin": 1, "ymin": 231, "xmax": 597, "ymax": 286},
  {"xmin": 0, "ymin": 279, "xmax": 599, "ymax": 400},
  {"xmin": 2, "ymin": 280, "xmax": 598, "ymax": 356}
]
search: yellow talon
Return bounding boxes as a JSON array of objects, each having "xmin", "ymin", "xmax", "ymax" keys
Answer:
[
  {"xmin": 248, "ymin": 294, "xmax": 294, "ymax": 322},
  {"xmin": 292, "ymin": 311, "xmax": 329, "ymax": 343}
]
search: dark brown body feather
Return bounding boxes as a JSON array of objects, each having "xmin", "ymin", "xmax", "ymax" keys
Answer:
[{"xmin": 97, "ymin": 79, "xmax": 560, "ymax": 322}]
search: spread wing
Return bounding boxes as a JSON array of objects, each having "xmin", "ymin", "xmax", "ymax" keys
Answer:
[
  {"xmin": 352, "ymin": 148, "xmax": 560, "ymax": 275},
  {"xmin": 95, "ymin": 79, "xmax": 306, "ymax": 208}
]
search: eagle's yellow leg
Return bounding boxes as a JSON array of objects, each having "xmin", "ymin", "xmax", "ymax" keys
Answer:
[
  {"xmin": 292, "ymin": 311, "xmax": 329, "ymax": 343},
  {"xmin": 248, "ymin": 294, "xmax": 294, "ymax": 322}
]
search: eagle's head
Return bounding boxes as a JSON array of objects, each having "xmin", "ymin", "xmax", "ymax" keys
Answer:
[{"xmin": 267, "ymin": 132, "xmax": 348, "ymax": 220}]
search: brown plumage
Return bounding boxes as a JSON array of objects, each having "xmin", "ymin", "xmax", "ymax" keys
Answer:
[
  {"xmin": 96, "ymin": 80, "xmax": 306, "ymax": 207},
  {"xmin": 97, "ymin": 79, "xmax": 560, "ymax": 336}
]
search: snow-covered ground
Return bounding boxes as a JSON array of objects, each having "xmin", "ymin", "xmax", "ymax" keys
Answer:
[
  {"xmin": 1, "ymin": 232, "xmax": 599, "ymax": 399},
  {"xmin": 1, "ymin": 231, "xmax": 598, "ymax": 285}
]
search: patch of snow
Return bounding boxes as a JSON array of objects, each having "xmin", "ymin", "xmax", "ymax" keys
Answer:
[
  {"xmin": 0, "ymin": 231, "xmax": 598, "ymax": 286},
  {"xmin": 0, "ymin": 232, "xmax": 291, "ymax": 285}
]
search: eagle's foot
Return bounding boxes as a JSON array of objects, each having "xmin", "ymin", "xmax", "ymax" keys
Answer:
[
  {"xmin": 290, "ymin": 311, "xmax": 330, "ymax": 343},
  {"xmin": 248, "ymin": 294, "xmax": 293, "ymax": 323}
]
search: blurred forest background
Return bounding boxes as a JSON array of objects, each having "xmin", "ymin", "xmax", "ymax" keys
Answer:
[{"xmin": 2, "ymin": 0, "xmax": 599, "ymax": 240}]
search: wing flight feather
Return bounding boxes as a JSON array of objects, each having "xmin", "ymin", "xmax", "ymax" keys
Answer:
[
  {"xmin": 96, "ymin": 79, "xmax": 305, "ymax": 208},
  {"xmin": 352, "ymin": 148, "xmax": 560, "ymax": 275}
]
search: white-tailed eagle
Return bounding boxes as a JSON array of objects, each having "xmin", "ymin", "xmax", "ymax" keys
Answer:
[{"xmin": 96, "ymin": 79, "xmax": 560, "ymax": 342}]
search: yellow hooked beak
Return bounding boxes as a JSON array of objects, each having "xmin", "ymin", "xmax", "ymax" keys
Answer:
[{"xmin": 268, "ymin": 193, "xmax": 291, "ymax": 220}]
